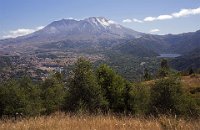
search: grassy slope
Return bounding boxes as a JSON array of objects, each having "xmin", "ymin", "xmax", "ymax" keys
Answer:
[
  {"xmin": 142, "ymin": 74, "xmax": 200, "ymax": 101},
  {"xmin": 0, "ymin": 113, "xmax": 200, "ymax": 130},
  {"xmin": 181, "ymin": 75, "xmax": 200, "ymax": 89},
  {"xmin": 142, "ymin": 75, "xmax": 200, "ymax": 89}
]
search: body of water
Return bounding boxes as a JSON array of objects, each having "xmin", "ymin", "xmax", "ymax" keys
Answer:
[{"xmin": 157, "ymin": 54, "xmax": 181, "ymax": 58}]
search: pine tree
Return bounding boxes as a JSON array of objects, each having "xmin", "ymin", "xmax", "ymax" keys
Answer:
[
  {"xmin": 41, "ymin": 76, "xmax": 65, "ymax": 114},
  {"xmin": 96, "ymin": 64, "xmax": 126, "ymax": 112},
  {"xmin": 65, "ymin": 58, "xmax": 105, "ymax": 113},
  {"xmin": 143, "ymin": 68, "xmax": 151, "ymax": 81},
  {"xmin": 158, "ymin": 59, "xmax": 170, "ymax": 78}
]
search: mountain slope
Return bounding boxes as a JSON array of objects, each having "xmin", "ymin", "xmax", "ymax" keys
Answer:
[
  {"xmin": 170, "ymin": 48, "xmax": 200, "ymax": 71},
  {"xmin": 0, "ymin": 17, "xmax": 143, "ymax": 46},
  {"xmin": 113, "ymin": 40, "xmax": 159, "ymax": 57},
  {"xmin": 126, "ymin": 31, "xmax": 200, "ymax": 54},
  {"xmin": 0, "ymin": 17, "xmax": 200, "ymax": 58},
  {"xmin": 163, "ymin": 30, "xmax": 200, "ymax": 54}
]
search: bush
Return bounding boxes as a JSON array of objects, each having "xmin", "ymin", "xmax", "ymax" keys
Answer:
[
  {"xmin": 41, "ymin": 76, "xmax": 65, "ymax": 114},
  {"xmin": 0, "ymin": 77, "xmax": 42, "ymax": 117},
  {"xmin": 18, "ymin": 77, "xmax": 43, "ymax": 116},
  {"xmin": 96, "ymin": 64, "xmax": 127, "ymax": 113},
  {"xmin": 64, "ymin": 58, "xmax": 106, "ymax": 113},
  {"xmin": 150, "ymin": 76, "xmax": 199, "ymax": 116},
  {"xmin": 129, "ymin": 83, "xmax": 150, "ymax": 115},
  {"xmin": 0, "ymin": 80, "xmax": 26, "ymax": 117},
  {"xmin": 158, "ymin": 59, "xmax": 170, "ymax": 78}
]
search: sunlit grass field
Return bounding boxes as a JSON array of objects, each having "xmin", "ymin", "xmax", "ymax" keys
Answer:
[
  {"xmin": 143, "ymin": 74, "xmax": 200, "ymax": 88},
  {"xmin": 0, "ymin": 113, "xmax": 199, "ymax": 130}
]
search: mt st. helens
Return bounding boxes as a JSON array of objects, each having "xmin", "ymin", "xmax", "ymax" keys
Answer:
[
  {"xmin": 0, "ymin": 17, "xmax": 199, "ymax": 56},
  {"xmin": 0, "ymin": 17, "xmax": 199, "ymax": 80}
]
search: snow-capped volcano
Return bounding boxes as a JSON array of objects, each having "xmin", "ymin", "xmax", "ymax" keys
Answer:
[{"xmin": 0, "ymin": 17, "xmax": 143, "ymax": 45}]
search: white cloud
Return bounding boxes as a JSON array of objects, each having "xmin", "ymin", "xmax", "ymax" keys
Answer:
[
  {"xmin": 157, "ymin": 15, "xmax": 173, "ymax": 20},
  {"xmin": 144, "ymin": 15, "xmax": 172, "ymax": 22},
  {"xmin": 3, "ymin": 26, "xmax": 44, "ymax": 39},
  {"xmin": 124, "ymin": 7, "xmax": 200, "ymax": 23},
  {"xmin": 122, "ymin": 18, "xmax": 143, "ymax": 23},
  {"xmin": 133, "ymin": 18, "xmax": 143, "ymax": 23},
  {"xmin": 172, "ymin": 7, "xmax": 200, "ymax": 18},
  {"xmin": 149, "ymin": 29, "xmax": 160, "ymax": 33},
  {"xmin": 144, "ymin": 17, "xmax": 156, "ymax": 22},
  {"xmin": 144, "ymin": 7, "xmax": 200, "ymax": 22},
  {"xmin": 122, "ymin": 19, "xmax": 132, "ymax": 23}
]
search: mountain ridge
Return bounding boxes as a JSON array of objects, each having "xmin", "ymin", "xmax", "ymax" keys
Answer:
[
  {"xmin": 0, "ymin": 17, "xmax": 142, "ymax": 45},
  {"xmin": 0, "ymin": 17, "xmax": 200, "ymax": 57}
]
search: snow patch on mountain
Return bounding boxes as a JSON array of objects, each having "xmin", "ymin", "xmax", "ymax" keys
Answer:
[
  {"xmin": 96, "ymin": 18, "xmax": 110, "ymax": 27},
  {"xmin": 85, "ymin": 17, "xmax": 118, "ymax": 28}
]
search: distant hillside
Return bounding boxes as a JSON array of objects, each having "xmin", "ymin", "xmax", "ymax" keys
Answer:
[
  {"xmin": 127, "ymin": 31, "xmax": 200, "ymax": 54},
  {"xmin": 170, "ymin": 48, "xmax": 200, "ymax": 71},
  {"xmin": 0, "ymin": 17, "xmax": 200, "ymax": 57},
  {"xmin": 166, "ymin": 30, "xmax": 200, "ymax": 54},
  {"xmin": 113, "ymin": 41, "xmax": 158, "ymax": 57}
]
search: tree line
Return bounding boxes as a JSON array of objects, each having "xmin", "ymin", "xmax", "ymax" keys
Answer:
[{"xmin": 0, "ymin": 58, "xmax": 199, "ymax": 118}]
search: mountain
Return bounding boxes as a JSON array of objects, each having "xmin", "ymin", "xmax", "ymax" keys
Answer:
[
  {"xmin": 165, "ymin": 30, "xmax": 200, "ymax": 54},
  {"xmin": 125, "ymin": 31, "xmax": 200, "ymax": 54},
  {"xmin": 0, "ymin": 17, "xmax": 142, "ymax": 45},
  {"xmin": 0, "ymin": 17, "xmax": 200, "ymax": 58},
  {"xmin": 170, "ymin": 48, "xmax": 200, "ymax": 71},
  {"xmin": 113, "ymin": 40, "xmax": 159, "ymax": 57}
]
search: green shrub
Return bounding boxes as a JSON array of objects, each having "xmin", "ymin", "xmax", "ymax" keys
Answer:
[
  {"xmin": 0, "ymin": 77, "xmax": 42, "ymax": 117},
  {"xmin": 150, "ymin": 76, "xmax": 199, "ymax": 116},
  {"xmin": 41, "ymin": 77, "xmax": 65, "ymax": 114},
  {"xmin": 129, "ymin": 83, "xmax": 150, "ymax": 115},
  {"xmin": 64, "ymin": 58, "xmax": 106, "ymax": 113},
  {"xmin": 96, "ymin": 64, "xmax": 127, "ymax": 113}
]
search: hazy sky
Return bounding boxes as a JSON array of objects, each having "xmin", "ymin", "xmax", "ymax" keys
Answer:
[{"xmin": 0, "ymin": 0, "xmax": 200, "ymax": 38}]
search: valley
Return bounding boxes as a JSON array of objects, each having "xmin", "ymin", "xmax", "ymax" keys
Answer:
[{"xmin": 0, "ymin": 17, "xmax": 199, "ymax": 81}]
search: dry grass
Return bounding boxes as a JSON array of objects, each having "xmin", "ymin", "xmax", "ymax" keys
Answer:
[
  {"xmin": 142, "ymin": 74, "xmax": 200, "ymax": 89},
  {"xmin": 181, "ymin": 75, "xmax": 200, "ymax": 89},
  {"xmin": 0, "ymin": 113, "xmax": 199, "ymax": 130}
]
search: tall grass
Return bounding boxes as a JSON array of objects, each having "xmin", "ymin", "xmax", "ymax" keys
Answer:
[{"xmin": 0, "ymin": 113, "xmax": 199, "ymax": 130}]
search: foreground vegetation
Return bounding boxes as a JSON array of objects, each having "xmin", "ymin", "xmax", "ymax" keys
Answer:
[
  {"xmin": 0, "ymin": 58, "xmax": 200, "ymax": 127},
  {"xmin": 0, "ymin": 113, "xmax": 200, "ymax": 130}
]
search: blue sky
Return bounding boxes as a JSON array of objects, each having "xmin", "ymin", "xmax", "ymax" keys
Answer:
[{"xmin": 0, "ymin": 0, "xmax": 200, "ymax": 38}]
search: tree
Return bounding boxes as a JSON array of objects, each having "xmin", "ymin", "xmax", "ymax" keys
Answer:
[
  {"xmin": 161, "ymin": 59, "xmax": 169, "ymax": 69},
  {"xmin": 158, "ymin": 59, "xmax": 170, "ymax": 78},
  {"xmin": 0, "ymin": 80, "xmax": 25, "ymax": 116},
  {"xmin": 188, "ymin": 67, "xmax": 194, "ymax": 75},
  {"xmin": 18, "ymin": 77, "xmax": 43, "ymax": 116},
  {"xmin": 41, "ymin": 76, "xmax": 65, "ymax": 114},
  {"xmin": 96, "ymin": 64, "xmax": 126, "ymax": 112},
  {"xmin": 65, "ymin": 58, "xmax": 105, "ymax": 113},
  {"xmin": 129, "ymin": 83, "xmax": 150, "ymax": 115},
  {"xmin": 150, "ymin": 76, "xmax": 198, "ymax": 116},
  {"xmin": 150, "ymin": 77, "xmax": 183, "ymax": 115},
  {"xmin": 143, "ymin": 68, "xmax": 151, "ymax": 81},
  {"xmin": 124, "ymin": 82, "xmax": 132, "ymax": 114},
  {"xmin": 0, "ymin": 77, "xmax": 42, "ymax": 117}
]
